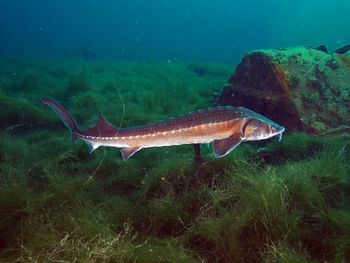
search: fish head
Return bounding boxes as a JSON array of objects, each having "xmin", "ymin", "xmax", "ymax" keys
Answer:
[{"xmin": 242, "ymin": 118, "xmax": 285, "ymax": 142}]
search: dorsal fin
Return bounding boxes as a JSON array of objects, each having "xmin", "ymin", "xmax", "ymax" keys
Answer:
[
  {"xmin": 96, "ymin": 113, "xmax": 113, "ymax": 128},
  {"xmin": 83, "ymin": 113, "xmax": 119, "ymax": 138}
]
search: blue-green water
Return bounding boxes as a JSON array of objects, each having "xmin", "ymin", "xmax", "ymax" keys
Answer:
[{"xmin": 1, "ymin": 0, "xmax": 350, "ymax": 62}]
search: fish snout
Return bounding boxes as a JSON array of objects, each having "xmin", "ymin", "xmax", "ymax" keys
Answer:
[
  {"xmin": 271, "ymin": 124, "xmax": 285, "ymax": 134},
  {"xmin": 270, "ymin": 125, "xmax": 285, "ymax": 141}
]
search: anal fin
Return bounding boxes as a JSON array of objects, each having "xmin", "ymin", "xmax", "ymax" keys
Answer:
[
  {"xmin": 212, "ymin": 134, "xmax": 242, "ymax": 157},
  {"xmin": 120, "ymin": 146, "xmax": 142, "ymax": 160}
]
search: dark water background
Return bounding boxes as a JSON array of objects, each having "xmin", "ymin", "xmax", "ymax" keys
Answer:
[{"xmin": 1, "ymin": 0, "xmax": 350, "ymax": 62}]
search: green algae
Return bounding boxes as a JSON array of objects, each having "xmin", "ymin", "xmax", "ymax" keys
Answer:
[
  {"xmin": 0, "ymin": 93, "xmax": 57, "ymax": 133},
  {"xmin": 264, "ymin": 242, "xmax": 312, "ymax": 263},
  {"xmin": 0, "ymin": 57, "xmax": 349, "ymax": 262}
]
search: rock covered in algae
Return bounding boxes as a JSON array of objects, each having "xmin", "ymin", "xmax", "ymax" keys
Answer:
[{"xmin": 214, "ymin": 46, "xmax": 350, "ymax": 135}]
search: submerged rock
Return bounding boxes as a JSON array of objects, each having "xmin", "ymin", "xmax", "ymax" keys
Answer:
[{"xmin": 214, "ymin": 46, "xmax": 350, "ymax": 135}]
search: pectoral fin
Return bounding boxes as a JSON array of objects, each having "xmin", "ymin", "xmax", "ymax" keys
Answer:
[
  {"xmin": 212, "ymin": 134, "xmax": 242, "ymax": 157},
  {"xmin": 120, "ymin": 146, "xmax": 142, "ymax": 160}
]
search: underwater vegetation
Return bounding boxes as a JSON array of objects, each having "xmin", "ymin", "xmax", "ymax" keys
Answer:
[{"xmin": 0, "ymin": 57, "xmax": 349, "ymax": 262}]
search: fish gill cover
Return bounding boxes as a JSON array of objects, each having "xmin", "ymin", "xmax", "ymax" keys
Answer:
[{"xmin": 0, "ymin": 1, "xmax": 349, "ymax": 262}]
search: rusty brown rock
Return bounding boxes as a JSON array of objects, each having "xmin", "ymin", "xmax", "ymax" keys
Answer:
[{"xmin": 214, "ymin": 46, "xmax": 350, "ymax": 135}]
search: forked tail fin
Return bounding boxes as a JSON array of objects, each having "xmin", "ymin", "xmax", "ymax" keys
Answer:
[{"xmin": 40, "ymin": 97, "xmax": 80, "ymax": 142}]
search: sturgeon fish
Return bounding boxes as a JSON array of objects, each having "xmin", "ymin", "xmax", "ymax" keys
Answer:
[{"xmin": 41, "ymin": 97, "xmax": 285, "ymax": 160}]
